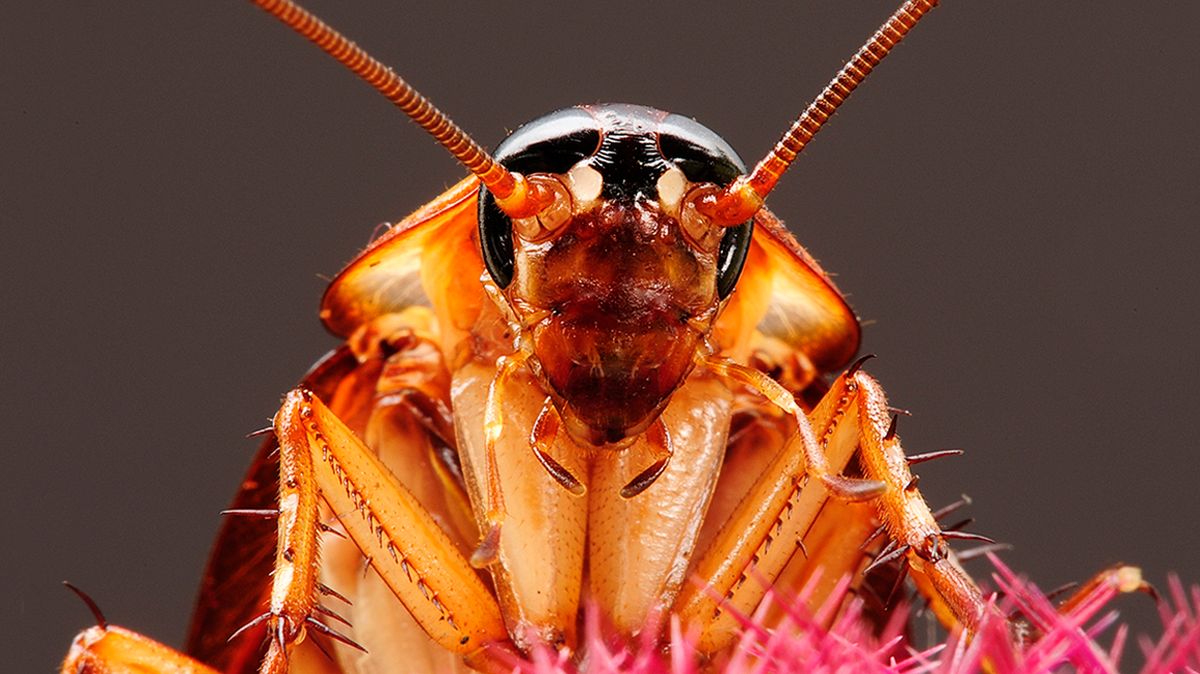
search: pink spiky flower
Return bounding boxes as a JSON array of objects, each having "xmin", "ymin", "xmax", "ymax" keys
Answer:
[{"xmin": 504, "ymin": 555, "xmax": 1199, "ymax": 674}]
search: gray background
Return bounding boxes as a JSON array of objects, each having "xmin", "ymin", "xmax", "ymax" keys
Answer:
[{"xmin": 4, "ymin": 1, "xmax": 1198, "ymax": 671}]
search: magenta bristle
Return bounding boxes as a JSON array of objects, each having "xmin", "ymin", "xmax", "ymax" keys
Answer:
[
  {"xmin": 513, "ymin": 556, "xmax": 1198, "ymax": 673},
  {"xmin": 1137, "ymin": 575, "xmax": 1200, "ymax": 674},
  {"xmin": 1107, "ymin": 623, "xmax": 1129, "ymax": 665},
  {"xmin": 667, "ymin": 618, "xmax": 696, "ymax": 674}
]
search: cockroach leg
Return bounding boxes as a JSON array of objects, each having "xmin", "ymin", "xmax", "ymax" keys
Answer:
[
  {"xmin": 675, "ymin": 365, "xmax": 886, "ymax": 652},
  {"xmin": 678, "ymin": 366, "xmax": 1005, "ymax": 652},
  {"xmin": 371, "ymin": 319, "xmax": 459, "ymax": 451},
  {"xmin": 269, "ymin": 388, "xmax": 510, "ymax": 671},
  {"xmin": 472, "ymin": 353, "xmax": 530, "ymax": 568},
  {"xmin": 761, "ymin": 497, "xmax": 884, "ymax": 630},
  {"xmin": 256, "ymin": 392, "xmax": 325, "ymax": 674},
  {"xmin": 845, "ymin": 369, "xmax": 996, "ymax": 634},
  {"xmin": 375, "ymin": 386, "xmax": 458, "ymax": 452},
  {"xmin": 620, "ymin": 418, "xmax": 674, "ymax": 498},
  {"xmin": 700, "ymin": 354, "xmax": 885, "ymax": 501},
  {"xmin": 1005, "ymin": 563, "xmax": 1149, "ymax": 645},
  {"xmin": 60, "ymin": 582, "xmax": 221, "ymax": 674},
  {"xmin": 529, "ymin": 397, "xmax": 585, "ymax": 495},
  {"xmin": 61, "ymin": 623, "xmax": 221, "ymax": 674}
]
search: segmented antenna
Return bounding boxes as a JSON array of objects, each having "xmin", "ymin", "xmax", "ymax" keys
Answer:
[
  {"xmin": 705, "ymin": 0, "xmax": 940, "ymax": 224},
  {"xmin": 250, "ymin": 0, "xmax": 548, "ymax": 217}
]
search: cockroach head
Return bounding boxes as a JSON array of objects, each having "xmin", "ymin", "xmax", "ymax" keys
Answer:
[{"xmin": 477, "ymin": 104, "xmax": 754, "ymax": 447}]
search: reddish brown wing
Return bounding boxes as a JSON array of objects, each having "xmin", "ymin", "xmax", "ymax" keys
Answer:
[
  {"xmin": 185, "ymin": 346, "xmax": 378, "ymax": 672},
  {"xmin": 717, "ymin": 208, "xmax": 861, "ymax": 373},
  {"xmin": 320, "ymin": 176, "xmax": 485, "ymax": 341}
]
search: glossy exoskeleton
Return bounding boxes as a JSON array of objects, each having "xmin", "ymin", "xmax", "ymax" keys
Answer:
[{"xmin": 61, "ymin": 2, "xmax": 1062, "ymax": 673}]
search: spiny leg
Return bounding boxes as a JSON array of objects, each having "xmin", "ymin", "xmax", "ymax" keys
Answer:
[
  {"xmin": 678, "ymin": 359, "xmax": 1003, "ymax": 651},
  {"xmin": 261, "ymin": 388, "xmax": 511, "ymax": 673},
  {"xmin": 305, "ymin": 336, "xmax": 492, "ymax": 673},
  {"xmin": 675, "ymin": 365, "xmax": 883, "ymax": 652},
  {"xmin": 686, "ymin": 358, "xmax": 1138, "ymax": 652},
  {"xmin": 761, "ymin": 497, "xmax": 884, "ymax": 630},
  {"xmin": 701, "ymin": 354, "xmax": 884, "ymax": 501},
  {"xmin": 257, "ymin": 391, "xmax": 326, "ymax": 674},
  {"xmin": 847, "ymin": 369, "xmax": 995, "ymax": 634}
]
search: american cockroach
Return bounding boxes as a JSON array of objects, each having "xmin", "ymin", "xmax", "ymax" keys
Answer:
[{"xmin": 59, "ymin": 1, "xmax": 1147, "ymax": 673}]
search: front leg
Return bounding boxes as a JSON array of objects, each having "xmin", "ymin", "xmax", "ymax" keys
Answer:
[
  {"xmin": 676, "ymin": 362, "xmax": 994, "ymax": 652},
  {"xmin": 848, "ymin": 369, "xmax": 989, "ymax": 633},
  {"xmin": 262, "ymin": 389, "xmax": 512, "ymax": 672}
]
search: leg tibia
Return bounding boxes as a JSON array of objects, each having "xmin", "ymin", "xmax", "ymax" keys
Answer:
[
  {"xmin": 268, "ymin": 388, "xmax": 508, "ymax": 666},
  {"xmin": 702, "ymin": 355, "xmax": 884, "ymax": 500},
  {"xmin": 762, "ymin": 498, "xmax": 881, "ymax": 629},
  {"xmin": 679, "ymin": 367, "xmax": 996, "ymax": 652},
  {"xmin": 674, "ymin": 369, "xmax": 868, "ymax": 651},
  {"xmin": 848, "ymin": 370, "xmax": 992, "ymax": 632}
]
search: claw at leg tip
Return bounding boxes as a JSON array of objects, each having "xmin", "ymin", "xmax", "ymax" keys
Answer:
[
  {"xmin": 1115, "ymin": 566, "xmax": 1144, "ymax": 594},
  {"xmin": 470, "ymin": 523, "xmax": 502, "ymax": 569},
  {"xmin": 846, "ymin": 353, "xmax": 877, "ymax": 378}
]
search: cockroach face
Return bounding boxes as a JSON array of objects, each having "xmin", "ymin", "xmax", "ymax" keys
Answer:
[{"xmin": 479, "ymin": 104, "xmax": 753, "ymax": 447}]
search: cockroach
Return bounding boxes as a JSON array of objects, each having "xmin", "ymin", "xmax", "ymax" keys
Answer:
[{"xmin": 63, "ymin": 1, "xmax": 1117, "ymax": 672}]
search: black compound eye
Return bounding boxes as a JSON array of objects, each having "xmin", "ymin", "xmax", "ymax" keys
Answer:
[
  {"xmin": 715, "ymin": 219, "xmax": 754, "ymax": 299},
  {"xmin": 478, "ymin": 108, "xmax": 602, "ymax": 288},
  {"xmin": 658, "ymin": 113, "xmax": 745, "ymax": 186},
  {"xmin": 478, "ymin": 195, "xmax": 515, "ymax": 288},
  {"xmin": 658, "ymin": 113, "xmax": 753, "ymax": 300}
]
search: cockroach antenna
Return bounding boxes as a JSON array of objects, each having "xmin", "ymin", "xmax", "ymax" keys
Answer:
[
  {"xmin": 702, "ymin": 0, "xmax": 940, "ymax": 225},
  {"xmin": 249, "ymin": 0, "xmax": 553, "ymax": 218}
]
